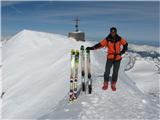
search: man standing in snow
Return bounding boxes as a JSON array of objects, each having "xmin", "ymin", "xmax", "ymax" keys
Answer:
[{"xmin": 86, "ymin": 27, "xmax": 128, "ymax": 91}]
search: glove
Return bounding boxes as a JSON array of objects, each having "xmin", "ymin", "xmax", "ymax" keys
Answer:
[
  {"xmin": 120, "ymin": 51, "xmax": 125, "ymax": 56},
  {"xmin": 120, "ymin": 51, "xmax": 128, "ymax": 58},
  {"xmin": 86, "ymin": 47, "xmax": 94, "ymax": 50}
]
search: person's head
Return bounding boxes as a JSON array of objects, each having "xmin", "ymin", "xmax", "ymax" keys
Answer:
[{"xmin": 110, "ymin": 27, "xmax": 117, "ymax": 37}]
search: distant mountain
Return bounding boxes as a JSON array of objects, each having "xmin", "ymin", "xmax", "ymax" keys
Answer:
[{"xmin": 128, "ymin": 44, "xmax": 159, "ymax": 58}]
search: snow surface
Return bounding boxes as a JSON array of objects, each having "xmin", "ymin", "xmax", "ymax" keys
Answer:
[
  {"xmin": 0, "ymin": 40, "xmax": 2, "ymax": 118},
  {"xmin": 126, "ymin": 59, "xmax": 159, "ymax": 93},
  {"xmin": 1, "ymin": 29, "xmax": 160, "ymax": 119},
  {"xmin": 125, "ymin": 55, "xmax": 160, "ymax": 107}
]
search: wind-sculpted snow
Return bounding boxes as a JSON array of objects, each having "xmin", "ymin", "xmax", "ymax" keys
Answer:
[
  {"xmin": 123, "ymin": 53, "xmax": 136, "ymax": 71},
  {"xmin": 2, "ymin": 30, "xmax": 90, "ymax": 119},
  {"xmin": 1, "ymin": 30, "xmax": 159, "ymax": 119}
]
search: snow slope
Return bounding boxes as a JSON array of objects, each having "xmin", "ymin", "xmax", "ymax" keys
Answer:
[
  {"xmin": 2, "ymin": 30, "xmax": 159, "ymax": 119},
  {"xmin": 40, "ymin": 48, "xmax": 159, "ymax": 119},
  {"xmin": 125, "ymin": 43, "xmax": 160, "ymax": 106},
  {"xmin": 2, "ymin": 29, "xmax": 88, "ymax": 119},
  {"xmin": 126, "ymin": 58, "xmax": 159, "ymax": 102}
]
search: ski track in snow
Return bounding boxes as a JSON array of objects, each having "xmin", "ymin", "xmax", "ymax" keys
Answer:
[{"xmin": 2, "ymin": 30, "xmax": 159, "ymax": 119}]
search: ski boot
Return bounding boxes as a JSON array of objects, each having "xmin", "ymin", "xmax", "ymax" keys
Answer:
[
  {"xmin": 102, "ymin": 81, "xmax": 108, "ymax": 90},
  {"xmin": 111, "ymin": 81, "xmax": 117, "ymax": 91}
]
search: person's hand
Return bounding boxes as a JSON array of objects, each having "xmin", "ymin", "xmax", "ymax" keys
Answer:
[
  {"xmin": 121, "ymin": 52, "xmax": 128, "ymax": 58},
  {"xmin": 120, "ymin": 51, "xmax": 124, "ymax": 56},
  {"xmin": 86, "ymin": 47, "xmax": 94, "ymax": 50}
]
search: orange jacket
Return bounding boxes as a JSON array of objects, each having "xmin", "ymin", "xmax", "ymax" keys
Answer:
[{"xmin": 92, "ymin": 34, "xmax": 128, "ymax": 61}]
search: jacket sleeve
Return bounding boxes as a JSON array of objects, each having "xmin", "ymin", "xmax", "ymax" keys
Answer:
[
  {"xmin": 92, "ymin": 38, "xmax": 108, "ymax": 50},
  {"xmin": 120, "ymin": 38, "xmax": 128, "ymax": 54}
]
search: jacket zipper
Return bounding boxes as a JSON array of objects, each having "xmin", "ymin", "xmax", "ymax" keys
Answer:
[{"xmin": 114, "ymin": 40, "xmax": 116, "ymax": 60}]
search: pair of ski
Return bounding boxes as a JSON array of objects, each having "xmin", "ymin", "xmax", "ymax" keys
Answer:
[
  {"xmin": 80, "ymin": 45, "xmax": 92, "ymax": 94},
  {"xmin": 69, "ymin": 49, "xmax": 79, "ymax": 102},
  {"xmin": 69, "ymin": 46, "xmax": 92, "ymax": 103}
]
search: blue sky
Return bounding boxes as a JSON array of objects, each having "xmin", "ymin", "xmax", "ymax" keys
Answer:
[{"xmin": 1, "ymin": 1, "xmax": 159, "ymax": 46}]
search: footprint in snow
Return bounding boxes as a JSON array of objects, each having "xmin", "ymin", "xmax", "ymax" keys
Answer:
[
  {"xmin": 64, "ymin": 108, "xmax": 70, "ymax": 112},
  {"xmin": 86, "ymin": 110, "xmax": 92, "ymax": 115},
  {"xmin": 93, "ymin": 103, "xmax": 99, "ymax": 107},
  {"xmin": 90, "ymin": 97, "xmax": 99, "ymax": 104},
  {"xmin": 88, "ymin": 106, "xmax": 95, "ymax": 110},
  {"xmin": 142, "ymin": 99, "xmax": 147, "ymax": 104},
  {"xmin": 81, "ymin": 101, "xmax": 89, "ymax": 107}
]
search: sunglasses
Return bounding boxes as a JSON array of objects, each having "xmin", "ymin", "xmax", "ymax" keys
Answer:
[{"xmin": 111, "ymin": 31, "xmax": 116, "ymax": 33}]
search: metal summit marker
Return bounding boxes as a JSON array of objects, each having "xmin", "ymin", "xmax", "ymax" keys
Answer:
[
  {"xmin": 68, "ymin": 17, "xmax": 85, "ymax": 41},
  {"xmin": 73, "ymin": 17, "xmax": 80, "ymax": 32}
]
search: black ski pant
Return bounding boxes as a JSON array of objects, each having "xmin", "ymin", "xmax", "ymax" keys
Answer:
[{"xmin": 104, "ymin": 59, "xmax": 121, "ymax": 82}]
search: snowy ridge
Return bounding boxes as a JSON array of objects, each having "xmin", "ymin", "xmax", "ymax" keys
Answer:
[{"xmin": 1, "ymin": 30, "xmax": 159, "ymax": 119}]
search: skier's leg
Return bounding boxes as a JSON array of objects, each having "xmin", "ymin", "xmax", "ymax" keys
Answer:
[
  {"xmin": 112, "ymin": 60, "xmax": 121, "ymax": 82},
  {"xmin": 111, "ymin": 60, "xmax": 121, "ymax": 91},
  {"xmin": 104, "ymin": 59, "xmax": 113, "ymax": 82},
  {"xmin": 102, "ymin": 59, "xmax": 113, "ymax": 90}
]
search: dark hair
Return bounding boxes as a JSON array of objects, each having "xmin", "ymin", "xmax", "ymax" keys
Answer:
[{"xmin": 110, "ymin": 27, "xmax": 117, "ymax": 33}]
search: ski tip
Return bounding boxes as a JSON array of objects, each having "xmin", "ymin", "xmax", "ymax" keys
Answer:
[
  {"xmin": 71, "ymin": 49, "xmax": 75, "ymax": 54},
  {"xmin": 75, "ymin": 50, "xmax": 79, "ymax": 55},
  {"xmin": 86, "ymin": 48, "xmax": 90, "ymax": 53},
  {"xmin": 80, "ymin": 45, "xmax": 84, "ymax": 50}
]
